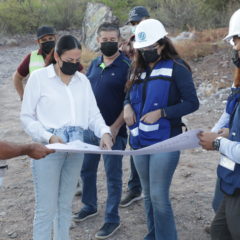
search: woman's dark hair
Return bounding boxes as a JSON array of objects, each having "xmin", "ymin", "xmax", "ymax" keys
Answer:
[
  {"xmin": 126, "ymin": 37, "xmax": 191, "ymax": 90},
  {"xmin": 234, "ymin": 68, "xmax": 240, "ymax": 87},
  {"xmin": 55, "ymin": 35, "xmax": 82, "ymax": 57}
]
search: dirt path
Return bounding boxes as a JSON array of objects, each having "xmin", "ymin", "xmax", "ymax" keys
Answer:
[{"xmin": 0, "ymin": 43, "xmax": 233, "ymax": 240}]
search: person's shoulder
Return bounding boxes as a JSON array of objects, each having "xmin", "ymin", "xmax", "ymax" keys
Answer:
[
  {"xmin": 119, "ymin": 52, "xmax": 131, "ymax": 67},
  {"xmin": 75, "ymin": 71, "xmax": 90, "ymax": 83},
  {"xmin": 91, "ymin": 55, "xmax": 102, "ymax": 65},
  {"xmin": 173, "ymin": 58, "xmax": 191, "ymax": 73}
]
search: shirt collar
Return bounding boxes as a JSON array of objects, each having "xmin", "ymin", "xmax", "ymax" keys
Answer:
[
  {"xmin": 97, "ymin": 51, "xmax": 124, "ymax": 68},
  {"xmin": 47, "ymin": 64, "xmax": 57, "ymax": 78}
]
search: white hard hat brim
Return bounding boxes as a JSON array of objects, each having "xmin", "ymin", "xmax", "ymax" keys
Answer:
[
  {"xmin": 133, "ymin": 32, "xmax": 168, "ymax": 49},
  {"xmin": 223, "ymin": 32, "xmax": 240, "ymax": 45}
]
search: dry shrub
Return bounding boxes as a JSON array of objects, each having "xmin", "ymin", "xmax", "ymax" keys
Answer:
[
  {"xmin": 175, "ymin": 27, "xmax": 228, "ymax": 60},
  {"xmin": 81, "ymin": 47, "xmax": 98, "ymax": 71},
  {"xmin": 175, "ymin": 40, "xmax": 214, "ymax": 59},
  {"xmin": 195, "ymin": 28, "xmax": 228, "ymax": 43}
]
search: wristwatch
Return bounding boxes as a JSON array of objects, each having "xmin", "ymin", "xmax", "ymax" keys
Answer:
[{"xmin": 212, "ymin": 136, "xmax": 223, "ymax": 151}]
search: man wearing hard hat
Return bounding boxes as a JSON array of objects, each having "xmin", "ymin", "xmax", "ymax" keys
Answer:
[{"xmin": 199, "ymin": 9, "xmax": 240, "ymax": 240}]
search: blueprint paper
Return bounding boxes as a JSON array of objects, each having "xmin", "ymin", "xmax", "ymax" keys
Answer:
[{"xmin": 46, "ymin": 129, "xmax": 201, "ymax": 156}]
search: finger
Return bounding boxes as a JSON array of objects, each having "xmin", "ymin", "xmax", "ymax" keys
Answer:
[
  {"xmin": 100, "ymin": 142, "xmax": 104, "ymax": 149},
  {"xmin": 140, "ymin": 114, "xmax": 146, "ymax": 121},
  {"xmin": 48, "ymin": 149, "xmax": 55, "ymax": 154},
  {"xmin": 133, "ymin": 114, "xmax": 136, "ymax": 123},
  {"xmin": 198, "ymin": 132, "xmax": 204, "ymax": 137},
  {"xmin": 105, "ymin": 142, "xmax": 112, "ymax": 150}
]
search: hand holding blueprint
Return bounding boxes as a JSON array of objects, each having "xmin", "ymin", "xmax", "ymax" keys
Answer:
[{"xmin": 46, "ymin": 129, "xmax": 201, "ymax": 156}]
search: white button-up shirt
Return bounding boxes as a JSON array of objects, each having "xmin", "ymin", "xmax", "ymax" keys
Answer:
[{"xmin": 21, "ymin": 64, "xmax": 110, "ymax": 143}]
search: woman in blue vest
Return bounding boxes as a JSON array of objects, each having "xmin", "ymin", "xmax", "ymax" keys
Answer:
[{"xmin": 124, "ymin": 19, "xmax": 199, "ymax": 240}]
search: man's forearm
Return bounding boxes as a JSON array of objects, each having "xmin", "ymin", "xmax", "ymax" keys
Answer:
[
  {"xmin": 111, "ymin": 111, "xmax": 125, "ymax": 129},
  {"xmin": 0, "ymin": 141, "xmax": 30, "ymax": 160}
]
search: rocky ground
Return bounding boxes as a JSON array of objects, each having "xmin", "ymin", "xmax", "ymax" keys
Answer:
[{"xmin": 0, "ymin": 39, "xmax": 235, "ymax": 240}]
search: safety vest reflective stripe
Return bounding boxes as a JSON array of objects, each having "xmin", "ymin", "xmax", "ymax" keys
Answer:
[
  {"xmin": 139, "ymin": 122, "xmax": 159, "ymax": 131},
  {"xmin": 150, "ymin": 68, "xmax": 173, "ymax": 77},
  {"xmin": 29, "ymin": 50, "xmax": 45, "ymax": 73},
  {"xmin": 130, "ymin": 127, "xmax": 139, "ymax": 137}
]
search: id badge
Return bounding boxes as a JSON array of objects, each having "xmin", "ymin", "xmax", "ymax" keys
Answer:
[{"xmin": 219, "ymin": 155, "xmax": 236, "ymax": 171}]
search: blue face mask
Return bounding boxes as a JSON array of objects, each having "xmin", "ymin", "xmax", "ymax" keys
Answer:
[{"xmin": 131, "ymin": 26, "xmax": 137, "ymax": 34}]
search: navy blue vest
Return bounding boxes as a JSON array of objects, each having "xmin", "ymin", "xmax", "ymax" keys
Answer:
[
  {"xmin": 217, "ymin": 88, "xmax": 240, "ymax": 195},
  {"xmin": 129, "ymin": 60, "xmax": 173, "ymax": 149}
]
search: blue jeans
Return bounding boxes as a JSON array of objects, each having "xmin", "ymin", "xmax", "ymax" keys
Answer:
[
  {"xmin": 32, "ymin": 126, "xmax": 84, "ymax": 240},
  {"xmin": 127, "ymin": 155, "xmax": 142, "ymax": 194},
  {"xmin": 81, "ymin": 129, "xmax": 127, "ymax": 223},
  {"xmin": 212, "ymin": 177, "xmax": 224, "ymax": 213},
  {"xmin": 133, "ymin": 151, "xmax": 180, "ymax": 240}
]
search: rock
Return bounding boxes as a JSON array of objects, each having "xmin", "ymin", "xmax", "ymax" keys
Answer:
[
  {"xmin": 0, "ymin": 211, "xmax": 6, "ymax": 217},
  {"xmin": 8, "ymin": 231, "xmax": 18, "ymax": 239},
  {"xmin": 182, "ymin": 172, "xmax": 192, "ymax": 178},
  {"xmin": 120, "ymin": 25, "xmax": 132, "ymax": 41},
  {"xmin": 82, "ymin": 2, "xmax": 118, "ymax": 51},
  {"xmin": 5, "ymin": 38, "xmax": 19, "ymax": 46},
  {"xmin": 171, "ymin": 31, "xmax": 196, "ymax": 42}
]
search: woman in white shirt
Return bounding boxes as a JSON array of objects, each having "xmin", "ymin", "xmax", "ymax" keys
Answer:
[{"xmin": 21, "ymin": 35, "xmax": 113, "ymax": 240}]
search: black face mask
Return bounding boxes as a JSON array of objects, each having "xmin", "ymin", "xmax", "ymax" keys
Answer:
[
  {"xmin": 100, "ymin": 42, "xmax": 118, "ymax": 57},
  {"xmin": 41, "ymin": 41, "xmax": 55, "ymax": 55},
  {"xmin": 141, "ymin": 49, "xmax": 160, "ymax": 63},
  {"xmin": 60, "ymin": 60, "xmax": 80, "ymax": 75}
]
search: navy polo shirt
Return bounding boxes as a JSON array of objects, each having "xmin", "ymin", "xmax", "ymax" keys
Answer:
[{"xmin": 87, "ymin": 52, "xmax": 130, "ymax": 137}]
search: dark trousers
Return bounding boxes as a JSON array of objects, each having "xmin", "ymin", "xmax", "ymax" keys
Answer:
[
  {"xmin": 212, "ymin": 177, "xmax": 224, "ymax": 213},
  {"xmin": 211, "ymin": 190, "xmax": 240, "ymax": 240},
  {"xmin": 81, "ymin": 130, "xmax": 127, "ymax": 223}
]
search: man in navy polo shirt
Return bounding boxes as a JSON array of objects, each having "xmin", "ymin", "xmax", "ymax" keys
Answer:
[{"xmin": 73, "ymin": 22, "xmax": 130, "ymax": 239}]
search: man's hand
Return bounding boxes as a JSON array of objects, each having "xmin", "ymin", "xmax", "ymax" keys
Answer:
[
  {"xmin": 218, "ymin": 128, "xmax": 229, "ymax": 138},
  {"xmin": 124, "ymin": 104, "xmax": 136, "ymax": 126},
  {"xmin": 140, "ymin": 109, "xmax": 161, "ymax": 124},
  {"xmin": 26, "ymin": 143, "xmax": 55, "ymax": 159},
  {"xmin": 100, "ymin": 133, "xmax": 113, "ymax": 150},
  {"xmin": 198, "ymin": 132, "xmax": 219, "ymax": 150}
]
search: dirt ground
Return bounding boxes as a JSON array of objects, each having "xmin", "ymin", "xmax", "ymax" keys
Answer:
[{"xmin": 0, "ymin": 42, "xmax": 234, "ymax": 240}]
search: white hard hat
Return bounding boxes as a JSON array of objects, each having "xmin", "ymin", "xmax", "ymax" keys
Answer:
[
  {"xmin": 224, "ymin": 9, "xmax": 240, "ymax": 43},
  {"xmin": 134, "ymin": 19, "xmax": 168, "ymax": 49}
]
